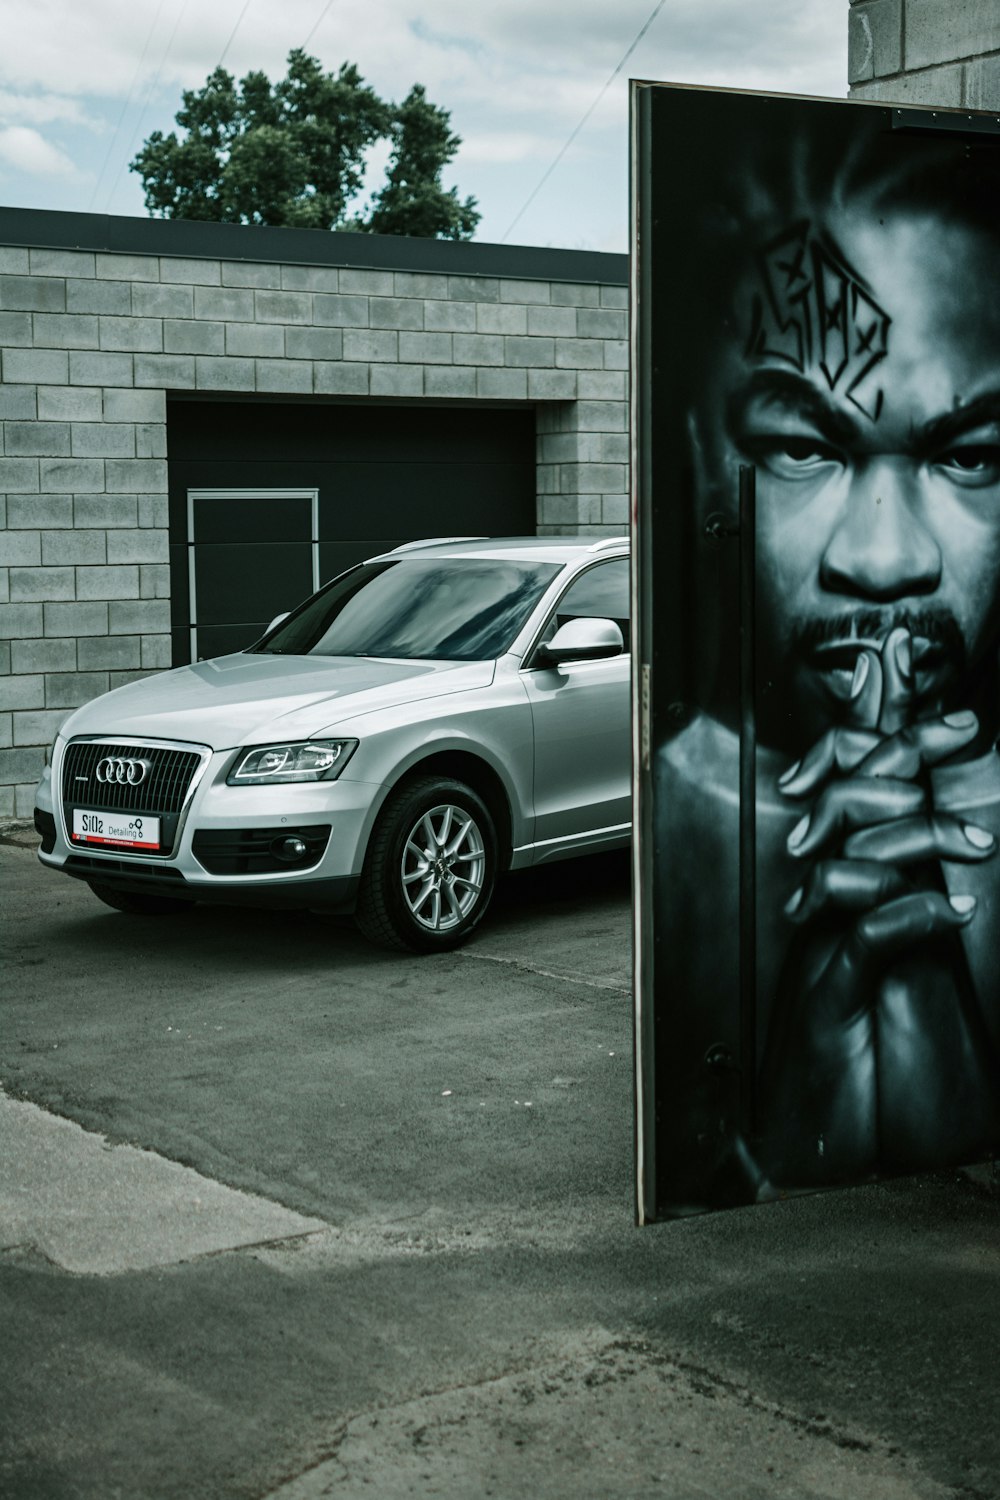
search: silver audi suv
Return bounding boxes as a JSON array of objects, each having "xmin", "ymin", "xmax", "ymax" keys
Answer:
[{"xmin": 33, "ymin": 536, "xmax": 631, "ymax": 951}]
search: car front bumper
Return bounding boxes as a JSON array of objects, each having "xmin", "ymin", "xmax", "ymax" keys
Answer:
[{"xmin": 34, "ymin": 735, "xmax": 381, "ymax": 913}]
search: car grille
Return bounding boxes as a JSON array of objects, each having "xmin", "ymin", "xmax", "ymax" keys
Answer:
[
  {"xmin": 63, "ymin": 740, "xmax": 204, "ymax": 857},
  {"xmin": 63, "ymin": 741, "xmax": 202, "ymax": 814}
]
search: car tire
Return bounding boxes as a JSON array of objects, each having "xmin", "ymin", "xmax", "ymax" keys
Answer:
[
  {"xmin": 87, "ymin": 880, "xmax": 195, "ymax": 916},
  {"xmin": 356, "ymin": 776, "xmax": 497, "ymax": 952}
]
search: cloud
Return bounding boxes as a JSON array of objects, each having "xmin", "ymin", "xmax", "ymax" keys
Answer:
[
  {"xmin": 0, "ymin": 126, "xmax": 77, "ymax": 176},
  {"xmin": 0, "ymin": 89, "xmax": 96, "ymax": 128}
]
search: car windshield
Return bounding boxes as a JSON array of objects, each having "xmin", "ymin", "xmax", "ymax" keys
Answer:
[{"xmin": 253, "ymin": 557, "xmax": 563, "ymax": 661}]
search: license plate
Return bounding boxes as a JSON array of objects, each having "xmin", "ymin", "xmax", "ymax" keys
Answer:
[{"xmin": 72, "ymin": 809, "xmax": 161, "ymax": 851}]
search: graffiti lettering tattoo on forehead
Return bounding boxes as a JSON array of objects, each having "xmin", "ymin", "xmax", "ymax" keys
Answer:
[{"xmin": 745, "ymin": 221, "xmax": 892, "ymax": 422}]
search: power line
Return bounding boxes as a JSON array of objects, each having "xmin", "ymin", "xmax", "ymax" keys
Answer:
[
  {"xmin": 301, "ymin": 0, "xmax": 337, "ymax": 53},
  {"xmin": 107, "ymin": 0, "xmax": 192, "ymax": 213},
  {"xmin": 217, "ymin": 0, "xmax": 254, "ymax": 71},
  {"xmin": 87, "ymin": 0, "xmax": 169, "ymax": 210},
  {"xmin": 501, "ymin": 0, "xmax": 668, "ymax": 243}
]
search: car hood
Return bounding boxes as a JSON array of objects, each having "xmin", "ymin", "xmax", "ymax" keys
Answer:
[{"xmin": 62, "ymin": 653, "xmax": 496, "ymax": 749}]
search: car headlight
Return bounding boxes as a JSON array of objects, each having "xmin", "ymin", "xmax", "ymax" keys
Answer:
[{"xmin": 227, "ymin": 740, "xmax": 358, "ymax": 785}]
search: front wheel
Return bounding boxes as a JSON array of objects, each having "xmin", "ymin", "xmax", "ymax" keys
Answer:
[
  {"xmin": 355, "ymin": 777, "xmax": 497, "ymax": 952},
  {"xmin": 87, "ymin": 880, "xmax": 195, "ymax": 916}
]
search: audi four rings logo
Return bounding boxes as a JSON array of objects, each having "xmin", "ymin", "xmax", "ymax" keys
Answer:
[{"xmin": 95, "ymin": 756, "xmax": 151, "ymax": 785}]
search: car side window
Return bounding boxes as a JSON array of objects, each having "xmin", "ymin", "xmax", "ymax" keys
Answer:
[{"xmin": 549, "ymin": 558, "xmax": 631, "ymax": 652}]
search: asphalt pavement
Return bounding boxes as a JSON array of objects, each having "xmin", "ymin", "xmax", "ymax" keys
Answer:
[{"xmin": 2, "ymin": 820, "xmax": 999, "ymax": 1500}]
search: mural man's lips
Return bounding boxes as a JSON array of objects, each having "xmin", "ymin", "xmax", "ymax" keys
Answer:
[{"xmin": 803, "ymin": 636, "xmax": 945, "ymax": 703}]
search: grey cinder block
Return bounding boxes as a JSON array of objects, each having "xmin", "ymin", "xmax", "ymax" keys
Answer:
[
  {"xmin": 500, "ymin": 279, "xmax": 549, "ymax": 305},
  {"xmin": 160, "ymin": 257, "xmax": 222, "ymax": 286},
  {"xmin": 44, "ymin": 670, "xmax": 109, "ymax": 707},
  {"xmin": 163, "ymin": 320, "xmax": 222, "ymax": 356},
  {"xmin": 42, "ymin": 601, "xmax": 109, "ymax": 636},
  {"xmin": 68, "ymin": 279, "xmax": 132, "ymax": 316},
  {"xmin": 139, "ymin": 565, "xmax": 169, "ymax": 598},
  {"xmin": 194, "ymin": 286, "xmax": 256, "ymax": 322},
  {"xmin": 313, "ymin": 293, "xmax": 369, "ymax": 327},
  {"xmin": 476, "ymin": 368, "xmax": 528, "ymax": 400},
  {"xmin": 77, "ymin": 635, "xmax": 142, "ymax": 670},
  {"xmin": 10, "ymin": 566, "xmax": 75, "ymax": 602},
  {"xmin": 96, "ymin": 253, "xmax": 159, "ymax": 281},
  {"xmin": 0, "ymin": 275, "xmax": 65, "ymax": 312},
  {"xmin": 108, "ymin": 599, "xmax": 170, "ymax": 634},
  {"xmin": 423, "ymin": 301, "xmax": 476, "ymax": 334},
  {"xmin": 254, "ymin": 290, "xmax": 313, "ymax": 324},
  {"xmin": 224, "ymin": 322, "xmax": 285, "ymax": 358},
  {"xmin": 370, "ymin": 297, "xmax": 425, "ymax": 331},
  {"xmin": 68, "ymin": 350, "xmax": 134, "ymax": 386},
  {"xmin": 74, "ymin": 494, "xmax": 139, "ymax": 528},
  {"xmin": 134, "ymin": 353, "xmax": 196, "ymax": 388},
  {"xmin": 0, "ymin": 458, "xmax": 41, "ymax": 492},
  {"xmin": 284, "ymin": 327, "xmax": 344, "ymax": 360},
  {"xmin": 0, "ymin": 311, "xmax": 33, "ymax": 346},
  {"xmin": 255, "ymin": 359, "xmax": 313, "ymax": 394},
  {"xmin": 4, "ymin": 422, "xmax": 71, "ymax": 457},
  {"xmin": 33, "ymin": 313, "xmax": 99, "ymax": 349},
  {"xmin": 504, "ymin": 336, "xmax": 556, "ymax": 369},
  {"xmin": 313, "ymin": 362, "xmax": 369, "ymax": 395},
  {"xmin": 424, "ymin": 366, "xmax": 477, "ymax": 399},
  {"xmin": 0, "ymin": 673, "xmax": 44, "ymax": 709},
  {"xmin": 0, "ymin": 602, "xmax": 44, "ymax": 638},
  {"xmin": 30, "ymin": 249, "xmax": 95, "ymax": 278},
  {"xmin": 3, "ymin": 348, "xmax": 70, "ymax": 384},
  {"xmin": 905, "ymin": 0, "xmax": 1000, "ymax": 71},
  {"xmin": 74, "ymin": 565, "xmax": 140, "ymax": 600},
  {"xmin": 41, "ymin": 530, "xmax": 106, "ymax": 566},
  {"xmin": 280, "ymin": 265, "xmax": 341, "ymax": 292},
  {"xmin": 551, "ymin": 282, "xmax": 600, "ymax": 308},
  {"xmin": 527, "ymin": 369, "xmax": 577, "ymax": 400},
  {"xmin": 105, "ymin": 458, "xmax": 167, "ymax": 493},
  {"xmin": 102, "ymin": 390, "xmax": 164, "ymax": 426},
  {"xmin": 193, "ymin": 356, "xmax": 255, "ymax": 391},
  {"xmin": 39, "ymin": 458, "xmax": 105, "ymax": 493},
  {"xmin": 344, "ymin": 328, "xmax": 399, "ymax": 363},
  {"xmin": 131, "ymin": 283, "xmax": 194, "ymax": 319},
  {"xmin": 222, "ymin": 262, "xmax": 282, "ymax": 290},
  {"xmin": 0, "ymin": 746, "xmax": 46, "ymax": 785},
  {"xmin": 13, "ymin": 709, "xmax": 70, "ymax": 746},
  {"xmin": 38, "ymin": 387, "xmax": 102, "ymax": 422},
  {"xmin": 71, "ymin": 424, "xmax": 135, "ymax": 459},
  {"xmin": 8, "ymin": 495, "xmax": 74, "ymax": 528},
  {"xmin": 11, "ymin": 637, "xmax": 76, "ymax": 673},
  {"xmin": 106, "ymin": 529, "xmax": 168, "ymax": 564}
]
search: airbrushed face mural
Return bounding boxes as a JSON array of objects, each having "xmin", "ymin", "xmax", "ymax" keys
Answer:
[{"xmin": 633, "ymin": 85, "xmax": 1000, "ymax": 1217}]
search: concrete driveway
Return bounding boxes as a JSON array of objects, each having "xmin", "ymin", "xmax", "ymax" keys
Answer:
[{"xmin": 2, "ymin": 823, "xmax": 999, "ymax": 1500}]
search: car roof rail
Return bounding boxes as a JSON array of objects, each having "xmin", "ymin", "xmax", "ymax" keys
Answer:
[
  {"xmin": 586, "ymin": 535, "xmax": 630, "ymax": 552},
  {"xmin": 384, "ymin": 537, "xmax": 488, "ymax": 554}
]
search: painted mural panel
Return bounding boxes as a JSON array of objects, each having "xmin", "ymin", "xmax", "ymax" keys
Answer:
[{"xmin": 633, "ymin": 85, "xmax": 1000, "ymax": 1218}]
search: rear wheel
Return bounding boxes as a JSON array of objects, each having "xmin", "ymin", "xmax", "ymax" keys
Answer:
[
  {"xmin": 87, "ymin": 880, "xmax": 194, "ymax": 916},
  {"xmin": 356, "ymin": 776, "xmax": 497, "ymax": 952}
]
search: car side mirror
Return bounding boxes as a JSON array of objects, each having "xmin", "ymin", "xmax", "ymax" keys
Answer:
[
  {"xmin": 536, "ymin": 617, "xmax": 624, "ymax": 666},
  {"xmin": 265, "ymin": 611, "xmax": 291, "ymax": 634}
]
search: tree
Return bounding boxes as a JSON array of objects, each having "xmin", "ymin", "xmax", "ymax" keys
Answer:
[{"xmin": 130, "ymin": 50, "xmax": 479, "ymax": 240}]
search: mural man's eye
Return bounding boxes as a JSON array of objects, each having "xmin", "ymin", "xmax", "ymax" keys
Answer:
[
  {"xmin": 778, "ymin": 437, "xmax": 838, "ymax": 465},
  {"xmin": 742, "ymin": 431, "xmax": 842, "ymax": 478},
  {"xmin": 936, "ymin": 444, "xmax": 1000, "ymax": 486}
]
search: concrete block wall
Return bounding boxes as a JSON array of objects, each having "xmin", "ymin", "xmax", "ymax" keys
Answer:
[
  {"xmin": 849, "ymin": 0, "xmax": 1000, "ymax": 107},
  {"xmin": 0, "ymin": 223, "xmax": 629, "ymax": 816}
]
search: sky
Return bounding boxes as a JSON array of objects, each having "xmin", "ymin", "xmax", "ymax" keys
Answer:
[{"xmin": 0, "ymin": 0, "xmax": 848, "ymax": 253}]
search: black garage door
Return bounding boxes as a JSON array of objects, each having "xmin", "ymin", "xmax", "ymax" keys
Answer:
[{"xmin": 167, "ymin": 399, "xmax": 538, "ymax": 663}]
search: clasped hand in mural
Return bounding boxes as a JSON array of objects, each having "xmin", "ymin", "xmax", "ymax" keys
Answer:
[{"xmin": 759, "ymin": 626, "xmax": 1000, "ymax": 1184}]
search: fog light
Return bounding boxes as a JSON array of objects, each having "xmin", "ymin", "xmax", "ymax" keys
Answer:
[{"xmin": 273, "ymin": 835, "xmax": 309, "ymax": 863}]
